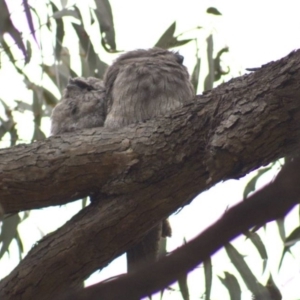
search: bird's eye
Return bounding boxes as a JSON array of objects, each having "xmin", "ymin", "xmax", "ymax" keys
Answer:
[
  {"xmin": 71, "ymin": 106, "xmax": 78, "ymax": 114},
  {"xmin": 175, "ymin": 54, "xmax": 184, "ymax": 64},
  {"xmin": 73, "ymin": 79, "xmax": 95, "ymax": 91}
]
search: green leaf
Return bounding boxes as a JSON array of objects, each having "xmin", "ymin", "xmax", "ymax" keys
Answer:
[
  {"xmin": 0, "ymin": 0, "xmax": 29, "ymax": 63},
  {"xmin": 278, "ymin": 226, "xmax": 300, "ymax": 270},
  {"xmin": 43, "ymin": 88, "xmax": 59, "ymax": 107},
  {"xmin": 176, "ymin": 238, "xmax": 189, "ymax": 300},
  {"xmin": 27, "ymin": 5, "xmax": 42, "ymax": 51},
  {"xmin": 225, "ymin": 243, "xmax": 272, "ymax": 299},
  {"xmin": 170, "ymin": 39, "xmax": 193, "ymax": 48},
  {"xmin": 8, "ymin": 124, "xmax": 18, "ymax": 146},
  {"xmin": 14, "ymin": 100, "xmax": 33, "ymax": 113},
  {"xmin": 73, "ymin": 23, "xmax": 108, "ymax": 78},
  {"xmin": 42, "ymin": 47, "xmax": 78, "ymax": 91},
  {"xmin": 42, "ymin": 63, "xmax": 69, "ymax": 93},
  {"xmin": 206, "ymin": 7, "xmax": 222, "ymax": 15},
  {"xmin": 50, "ymin": 1, "xmax": 65, "ymax": 61},
  {"xmin": 204, "ymin": 35, "xmax": 214, "ymax": 91},
  {"xmin": 32, "ymin": 125, "xmax": 46, "ymax": 141},
  {"xmin": 178, "ymin": 272, "xmax": 189, "ymax": 300},
  {"xmin": 94, "ymin": 0, "xmax": 117, "ymax": 52},
  {"xmin": 218, "ymin": 272, "xmax": 241, "ymax": 300},
  {"xmin": 15, "ymin": 230, "xmax": 24, "ymax": 261},
  {"xmin": 276, "ymin": 218, "xmax": 285, "ymax": 241},
  {"xmin": 0, "ymin": 39, "xmax": 29, "ymax": 79},
  {"xmin": 0, "ymin": 99, "xmax": 18, "ymax": 145},
  {"xmin": 31, "ymin": 89, "xmax": 46, "ymax": 141},
  {"xmin": 0, "ymin": 122, "xmax": 9, "ymax": 141},
  {"xmin": 159, "ymin": 288, "xmax": 164, "ymax": 300},
  {"xmin": 278, "ymin": 247, "xmax": 292, "ymax": 271},
  {"xmin": 22, "ymin": 211, "xmax": 30, "ymax": 221},
  {"xmin": 22, "ymin": 0, "xmax": 38, "ymax": 45},
  {"xmin": 52, "ymin": 8, "xmax": 80, "ymax": 19},
  {"xmin": 204, "ymin": 257, "xmax": 212, "ymax": 300},
  {"xmin": 26, "ymin": 40, "xmax": 32, "ymax": 62},
  {"xmin": 32, "ymin": 90, "xmax": 43, "ymax": 127},
  {"xmin": 243, "ymin": 166, "xmax": 273, "ymax": 199},
  {"xmin": 191, "ymin": 57, "xmax": 201, "ymax": 92},
  {"xmin": 80, "ymin": 47, "xmax": 91, "ymax": 78},
  {"xmin": 81, "ymin": 197, "xmax": 89, "ymax": 209},
  {"xmin": 265, "ymin": 275, "xmax": 282, "ymax": 300},
  {"xmin": 158, "ymin": 236, "xmax": 167, "ymax": 258},
  {"xmin": 154, "ymin": 22, "xmax": 192, "ymax": 49},
  {"xmin": 157, "ymin": 223, "xmax": 171, "ymax": 298},
  {"xmin": 285, "ymin": 226, "xmax": 300, "ymax": 247},
  {"xmin": 213, "ymin": 47, "xmax": 229, "ymax": 81},
  {"xmin": 0, "ymin": 214, "xmax": 21, "ymax": 259},
  {"xmin": 244, "ymin": 232, "xmax": 268, "ymax": 273},
  {"xmin": 155, "ymin": 22, "xmax": 176, "ymax": 49}
]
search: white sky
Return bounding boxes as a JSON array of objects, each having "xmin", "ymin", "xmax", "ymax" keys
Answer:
[{"xmin": 1, "ymin": 0, "xmax": 300, "ymax": 299}]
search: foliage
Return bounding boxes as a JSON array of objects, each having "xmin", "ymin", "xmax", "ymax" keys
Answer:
[{"xmin": 0, "ymin": 1, "xmax": 298, "ymax": 299}]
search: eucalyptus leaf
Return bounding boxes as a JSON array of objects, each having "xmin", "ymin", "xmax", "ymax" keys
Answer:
[
  {"xmin": 94, "ymin": 0, "xmax": 116, "ymax": 51},
  {"xmin": 0, "ymin": 0, "xmax": 29, "ymax": 63},
  {"xmin": 191, "ymin": 57, "xmax": 201, "ymax": 92},
  {"xmin": 265, "ymin": 275, "xmax": 282, "ymax": 300},
  {"xmin": 178, "ymin": 272, "xmax": 189, "ymax": 300},
  {"xmin": 243, "ymin": 166, "xmax": 273, "ymax": 199},
  {"xmin": 52, "ymin": 8, "xmax": 80, "ymax": 19},
  {"xmin": 204, "ymin": 35, "xmax": 214, "ymax": 91},
  {"xmin": 73, "ymin": 23, "xmax": 108, "ymax": 77},
  {"xmin": 0, "ymin": 214, "xmax": 21, "ymax": 259},
  {"xmin": 225, "ymin": 243, "xmax": 272, "ymax": 299},
  {"xmin": 22, "ymin": 0, "xmax": 38, "ymax": 44},
  {"xmin": 204, "ymin": 257, "xmax": 212, "ymax": 300},
  {"xmin": 218, "ymin": 272, "xmax": 241, "ymax": 300},
  {"xmin": 276, "ymin": 218, "xmax": 285, "ymax": 242},
  {"xmin": 155, "ymin": 22, "xmax": 176, "ymax": 49},
  {"xmin": 207, "ymin": 7, "xmax": 222, "ymax": 15},
  {"xmin": 278, "ymin": 226, "xmax": 300, "ymax": 270},
  {"xmin": 50, "ymin": 1, "xmax": 65, "ymax": 61},
  {"xmin": 244, "ymin": 231, "xmax": 268, "ymax": 273}
]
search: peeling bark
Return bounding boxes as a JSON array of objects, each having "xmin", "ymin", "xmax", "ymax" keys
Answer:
[{"xmin": 1, "ymin": 49, "xmax": 300, "ymax": 299}]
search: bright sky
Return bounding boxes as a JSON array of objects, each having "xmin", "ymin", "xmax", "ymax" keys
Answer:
[{"xmin": 1, "ymin": 0, "xmax": 300, "ymax": 299}]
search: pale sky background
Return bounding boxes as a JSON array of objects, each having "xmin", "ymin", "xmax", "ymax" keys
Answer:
[{"xmin": 1, "ymin": 0, "xmax": 300, "ymax": 299}]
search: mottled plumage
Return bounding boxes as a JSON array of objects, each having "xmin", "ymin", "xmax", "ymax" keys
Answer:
[
  {"xmin": 104, "ymin": 48, "xmax": 194, "ymax": 128},
  {"xmin": 51, "ymin": 77, "xmax": 106, "ymax": 135},
  {"xmin": 51, "ymin": 48, "xmax": 194, "ymax": 275},
  {"xmin": 104, "ymin": 48, "xmax": 194, "ymax": 273}
]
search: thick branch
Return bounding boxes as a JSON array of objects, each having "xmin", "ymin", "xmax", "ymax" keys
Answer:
[
  {"xmin": 1, "ymin": 50, "xmax": 300, "ymax": 299},
  {"xmin": 62, "ymin": 156, "xmax": 300, "ymax": 300},
  {"xmin": 1, "ymin": 51, "xmax": 300, "ymax": 213}
]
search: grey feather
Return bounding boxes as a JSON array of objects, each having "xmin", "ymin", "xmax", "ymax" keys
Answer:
[
  {"xmin": 50, "ymin": 48, "xmax": 194, "ymax": 276},
  {"xmin": 51, "ymin": 77, "xmax": 106, "ymax": 135}
]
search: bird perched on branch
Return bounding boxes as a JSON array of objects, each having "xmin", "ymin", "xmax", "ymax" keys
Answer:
[
  {"xmin": 51, "ymin": 48, "xmax": 194, "ymax": 274},
  {"xmin": 50, "ymin": 77, "xmax": 106, "ymax": 135}
]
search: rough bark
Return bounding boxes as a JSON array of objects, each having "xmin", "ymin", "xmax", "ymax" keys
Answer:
[
  {"xmin": 1, "ymin": 49, "xmax": 300, "ymax": 299},
  {"xmin": 61, "ymin": 157, "xmax": 300, "ymax": 300}
]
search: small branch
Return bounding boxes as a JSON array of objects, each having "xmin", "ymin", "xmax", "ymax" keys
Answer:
[{"xmin": 61, "ymin": 157, "xmax": 300, "ymax": 300}]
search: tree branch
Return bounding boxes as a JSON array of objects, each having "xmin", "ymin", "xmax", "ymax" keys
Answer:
[
  {"xmin": 1, "ymin": 49, "xmax": 300, "ymax": 299},
  {"xmin": 62, "ymin": 156, "xmax": 300, "ymax": 300},
  {"xmin": 1, "ymin": 50, "xmax": 300, "ymax": 214}
]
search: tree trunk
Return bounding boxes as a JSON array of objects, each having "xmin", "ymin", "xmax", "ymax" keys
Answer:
[{"xmin": 1, "ymin": 49, "xmax": 300, "ymax": 299}]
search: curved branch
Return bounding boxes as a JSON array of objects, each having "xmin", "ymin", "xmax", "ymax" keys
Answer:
[
  {"xmin": 1, "ymin": 50, "xmax": 300, "ymax": 299},
  {"xmin": 61, "ymin": 156, "xmax": 300, "ymax": 300},
  {"xmin": 1, "ymin": 50, "xmax": 300, "ymax": 214}
]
